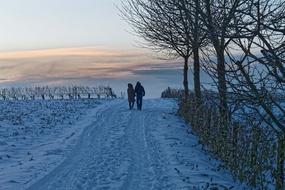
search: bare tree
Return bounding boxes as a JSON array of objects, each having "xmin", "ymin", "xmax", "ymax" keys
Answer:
[
  {"xmin": 226, "ymin": 0, "xmax": 285, "ymax": 134},
  {"xmin": 121, "ymin": 0, "xmax": 206, "ymax": 101},
  {"xmin": 195, "ymin": 0, "xmax": 248, "ymax": 120},
  {"xmin": 224, "ymin": 0, "xmax": 285, "ymax": 188}
]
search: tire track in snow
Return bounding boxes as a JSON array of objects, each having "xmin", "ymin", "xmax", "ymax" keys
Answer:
[
  {"xmin": 27, "ymin": 99, "xmax": 245, "ymax": 190},
  {"xmin": 27, "ymin": 100, "xmax": 131, "ymax": 190}
]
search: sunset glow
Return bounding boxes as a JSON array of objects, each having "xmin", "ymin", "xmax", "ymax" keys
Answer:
[
  {"xmin": 0, "ymin": 0, "xmax": 185, "ymax": 97},
  {"xmin": 0, "ymin": 47, "xmax": 146, "ymax": 60},
  {"xmin": 0, "ymin": 46, "xmax": 186, "ymax": 97}
]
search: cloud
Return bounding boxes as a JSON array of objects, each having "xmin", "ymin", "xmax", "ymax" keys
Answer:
[
  {"xmin": 0, "ymin": 47, "xmax": 178, "ymax": 85},
  {"xmin": 0, "ymin": 47, "xmax": 146, "ymax": 59}
]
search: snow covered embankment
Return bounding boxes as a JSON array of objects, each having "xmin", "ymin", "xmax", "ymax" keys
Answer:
[{"xmin": 0, "ymin": 99, "xmax": 105, "ymax": 190}]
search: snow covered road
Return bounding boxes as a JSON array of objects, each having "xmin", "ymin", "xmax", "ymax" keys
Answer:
[{"xmin": 27, "ymin": 99, "xmax": 246, "ymax": 190}]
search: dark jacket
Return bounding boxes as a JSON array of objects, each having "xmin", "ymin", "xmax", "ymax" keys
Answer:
[
  {"xmin": 127, "ymin": 86, "xmax": 135, "ymax": 102},
  {"xmin": 135, "ymin": 83, "xmax": 145, "ymax": 98}
]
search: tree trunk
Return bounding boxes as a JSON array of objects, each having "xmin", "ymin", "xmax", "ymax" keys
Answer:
[
  {"xmin": 250, "ymin": 126, "xmax": 260, "ymax": 187},
  {"xmin": 276, "ymin": 134, "xmax": 285, "ymax": 190},
  {"xmin": 231, "ymin": 123, "xmax": 240, "ymax": 172},
  {"xmin": 193, "ymin": 47, "xmax": 201, "ymax": 104},
  {"xmin": 217, "ymin": 49, "xmax": 228, "ymax": 122},
  {"xmin": 193, "ymin": 0, "xmax": 201, "ymax": 105},
  {"xmin": 183, "ymin": 57, "xmax": 189, "ymax": 101}
]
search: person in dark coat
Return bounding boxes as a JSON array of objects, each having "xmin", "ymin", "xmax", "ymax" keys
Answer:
[
  {"xmin": 127, "ymin": 83, "xmax": 135, "ymax": 109},
  {"xmin": 135, "ymin": 81, "xmax": 145, "ymax": 110}
]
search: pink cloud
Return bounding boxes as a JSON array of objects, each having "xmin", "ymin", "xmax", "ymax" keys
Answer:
[{"xmin": 0, "ymin": 47, "xmax": 176, "ymax": 85}]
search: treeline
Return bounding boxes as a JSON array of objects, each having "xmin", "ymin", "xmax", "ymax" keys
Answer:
[
  {"xmin": 0, "ymin": 85, "xmax": 117, "ymax": 101},
  {"xmin": 123, "ymin": 0, "xmax": 285, "ymax": 189}
]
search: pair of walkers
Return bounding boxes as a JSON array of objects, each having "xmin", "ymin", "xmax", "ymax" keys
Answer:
[{"xmin": 127, "ymin": 81, "xmax": 145, "ymax": 110}]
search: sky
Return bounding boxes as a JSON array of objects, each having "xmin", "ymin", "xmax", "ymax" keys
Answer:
[
  {"xmin": 0, "ymin": 0, "xmax": 135, "ymax": 51},
  {"xmin": 0, "ymin": 0, "xmax": 211, "ymax": 97}
]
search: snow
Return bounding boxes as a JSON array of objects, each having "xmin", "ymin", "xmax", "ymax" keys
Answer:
[
  {"xmin": 1, "ymin": 99, "xmax": 247, "ymax": 190},
  {"xmin": 0, "ymin": 99, "xmax": 105, "ymax": 190}
]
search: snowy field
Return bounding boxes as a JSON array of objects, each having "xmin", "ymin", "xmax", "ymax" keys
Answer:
[
  {"xmin": 0, "ymin": 99, "xmax": 105, "ymax": 190},
  {"xmin": 1, "ymin": 99, "xmax": 247, "ymax": 190}
]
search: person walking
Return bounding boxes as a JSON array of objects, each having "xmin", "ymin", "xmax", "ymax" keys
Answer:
[
  {"xmin": 135, "ymin": 81, "xmax": 145, "ymax": 110},
  {"xmin": 127, "ymin": 83, "xmax": 135, "ymax": 110}
]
